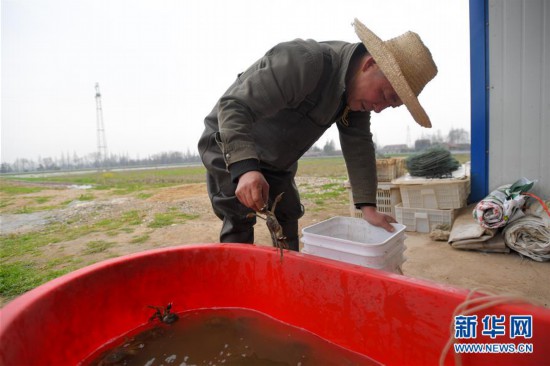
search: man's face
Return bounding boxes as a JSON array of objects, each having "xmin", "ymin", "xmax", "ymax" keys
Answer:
[{"xmin": 346, "ymin": 56, "xmax": 403, "ymax": 113}]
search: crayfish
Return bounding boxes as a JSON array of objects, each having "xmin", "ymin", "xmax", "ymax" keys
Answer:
[
  {"xmin": 148, "ymin": 302, "xmax": 179, "ymax": 324},
  {"xmin": 247, "ymin": 192, "xmax": 288, "ymax": 261}
]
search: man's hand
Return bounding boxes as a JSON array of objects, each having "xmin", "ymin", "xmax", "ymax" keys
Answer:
[
  {"xmin": 360, "ymin": 205, "xmax": 396, "ymax": 232},
  {"xmin": 235, "ymin": 171, "xmax": 269, "ymax": 212}
]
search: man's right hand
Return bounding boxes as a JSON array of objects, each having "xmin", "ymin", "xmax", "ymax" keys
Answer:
[{"xmin": 235, "ymin": 171, "xmax": 269, "ymax": 212}]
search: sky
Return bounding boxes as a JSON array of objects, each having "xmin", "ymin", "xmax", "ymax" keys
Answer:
[{"xmin": 1, "ymin": 0, "xmax": 470, "ymax": 164}]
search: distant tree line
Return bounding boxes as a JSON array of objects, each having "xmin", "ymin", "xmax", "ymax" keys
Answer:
[
  {"xmin": 2, "ymin": 128, "xmax": 470, "ymax": 173},
  {"xmin": 377, "ymin": 128, "xmax": 470, "ymax": 155},
  {"xmin": 306, "ymin": 127, "xmax": 471, "ymax": 157},
  {"xmin": 304, "ymin": 139, "xmax": 341, "ymax": 157},
  {"xmin": 1, "ymin": 149, "xmax": 201, "ymax": 173}
]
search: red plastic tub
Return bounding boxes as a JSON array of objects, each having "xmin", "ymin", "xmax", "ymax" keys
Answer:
[{"xmin": 1, "ymin": 244, "xmax": 549, "ymax": 365}]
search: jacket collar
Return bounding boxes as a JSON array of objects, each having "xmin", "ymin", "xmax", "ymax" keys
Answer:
[{"xmin": 320, "ymin": 41, "xmax": 363, "ymax": 97}]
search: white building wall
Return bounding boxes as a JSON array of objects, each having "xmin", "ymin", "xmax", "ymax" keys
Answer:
[{"xmin": 488, "ymin": 0, "xmax": 550, "ymax": 198}]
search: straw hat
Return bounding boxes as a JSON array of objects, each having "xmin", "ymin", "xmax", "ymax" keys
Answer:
[{"xmin": 353, "ymin": 18, "xmax": 438, "ymax": 128}]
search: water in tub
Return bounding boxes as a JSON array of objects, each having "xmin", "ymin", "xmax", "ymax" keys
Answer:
[{"xmin": 83, "ymin": 308, "xmax": 380, "ymax": 366}]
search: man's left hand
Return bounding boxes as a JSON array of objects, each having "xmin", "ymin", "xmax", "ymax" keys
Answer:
[{"xmin": 360, "ymin": 206, "xmax": 396, "ymax": 232}]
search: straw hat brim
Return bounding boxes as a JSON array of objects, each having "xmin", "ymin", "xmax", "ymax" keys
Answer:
[{"xmin": 353, "ymin": 19, "xmax": 432, "ymax": 128}]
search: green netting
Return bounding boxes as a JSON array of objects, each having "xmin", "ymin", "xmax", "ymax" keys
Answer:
[{"xmin": 405, "ymin": 147, "xmax": 460, "ymax": 178}]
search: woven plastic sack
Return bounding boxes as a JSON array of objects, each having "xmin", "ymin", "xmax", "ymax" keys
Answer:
[
  {"xmin": 503, "ymin": 215, "xmax": 550, "ymax": 262},
  {"xmin": 472, "ymin": 177, "xmax": 535, "ymax": 229}
]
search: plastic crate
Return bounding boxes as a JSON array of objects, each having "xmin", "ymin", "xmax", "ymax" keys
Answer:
[
  {"xmin": 302, "ymin": 241, "xmax": 406, "ymax": 272},
  {"xmin": 398, "ymin": 178, "xmax": 469, "ymax": 209},
  {"xmin": 301, "ymin": 216, "xmax": 406, "ymax": 256},
  {"xmin": 395, "ymin": 203, "xmax": 456, "ymax": 233},
  {"xmin": 301, "ymin": 217, "xmax": 406, "ymax": 273},
  {"xmin": 345, "ymin": 182, "xmax": 402, "ymax": 218},
  {"xmin": 375, "ymin": 183, "xmax": 402, "ymax": 218},
  {"xmin": 376, "ymin": 158, "xmax": 407, "ymax": 182}
]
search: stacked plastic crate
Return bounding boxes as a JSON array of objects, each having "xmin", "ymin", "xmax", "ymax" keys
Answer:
[
  {"xmin": 301, "ymin": 216, "xmax": 407, "ymax": 274},
  {"xmin": 345, "ymin": 158, "xmax": 406, "ymax": 219},
  {"xmin": 393, "ymin": 173, "xmax": 470, "ymax": 233}
]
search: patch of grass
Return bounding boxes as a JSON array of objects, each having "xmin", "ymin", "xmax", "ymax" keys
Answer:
[
  {"xmin": 136, "ymin": 192, "xmax": 153, "ymax": 199},
  {"xmin": 320, "ymin": 182, "xmax": 346, "ymax": 193},
  {"xmin": 100, "ymin": 172, "xmax": 115, "ymax": 180},
  {"xmin": 89, "ymin": 210, "xmax": 144, "ymax": 234},
  {"xmin": 111, "ymin": 184, "xmax": 147, "ymax": 195},
  {"xmin": 93, "ymin": 185, "xmax": 111, "ymax": 191},
  {"xmin": 297, "ymin": 157, "xmax": 348, "ymax": 178},
  {"xmin": 77, "ymin": 193, "xmax": 95, "ymax": 201},
  {"xmin": 84, "ymin": 240, "xmax": 114, "ymax": 254},
  {"xmin": 0, "ymin": 261, "xmax": 75, "ymax": 298},
  {"xmin": 148, "ymin": 213, "xmax": 175, "ymax": 228},
  {"xmin": 95, "ymin": 218, "xmax": 124, "ymax": 231},
  {"xmin": 0, "ymin": 198, "xmax": 13, "ymax": 209},
  {"xmin": 0, "ymin": 262, "xmax": 43, "ymax": 297},
  {"xmin": 1, "ymin": 231, "xmax": 56, "ymax": 259},
  {"xmin": 34, "ymin": 196, "xmax": 51, "ymax": 204},
  {"xmin": 46, "ymin": 257, "xmax": 83, "ymax": 268},
  {"xmin": 148, "ymin": 210, "xmax": 199, "ymax": 228},
  {"xmin": 14, "ymin": 204, "xmax": 61, "ymax": 214},
  {"xmin": 3, "ymin": 195, "xmax": 66, "ymax": 214},
  {"xmin": 14, "ymin": 206, "xmax": 33, "ymax": 214},
  {"xmin": 302, "ymin": 183, "xmax": 346, "ymax": 200},
  {"xmin": 9, "ymin": 166, "xmax": 207, "ymax": 191},
  {"xmin": 300, "ymin": 181, "xmax": 347, "ymax": 207},
  {"xmin": 0, "ymin": 209, "xmax": 148, "ymax": 260},
  {"xmin": 0, "ymin": 182, "xmax": 44, "ymax": 195},
  {"xmin": 130, "ymin": 234, "xmax": 150, "ymax": 244},
  {"xmin": 122, "ymin": 210, "xmax": 145, "ymax": 225}
]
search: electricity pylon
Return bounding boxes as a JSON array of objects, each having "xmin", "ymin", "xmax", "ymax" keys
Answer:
[{"xmin": 95, "ymin": 83, "xmax": 108, "ymax": 171}]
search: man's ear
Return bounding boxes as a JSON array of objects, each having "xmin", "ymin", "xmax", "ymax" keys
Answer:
[{"xmin": 362, "ymin": 55, "xmax": 376, "ymax": 71}]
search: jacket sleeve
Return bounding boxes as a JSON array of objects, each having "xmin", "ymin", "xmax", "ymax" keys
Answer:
[
  {"xmin": 217, "ymin": 40, "xmax": 324, "ymax": 168},
  {"xmin": 338, "ymin": 111, "xmax": 378, "ymax": 205}
]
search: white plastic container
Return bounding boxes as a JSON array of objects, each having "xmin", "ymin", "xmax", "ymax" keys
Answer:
[
  {"xmin": 375, "ymin": 183, "xmax": 403, "ymax": 218},
  {"xmin": 301, "ymin": 216, "xmax": 406, "ymax": 259},
  {"xmin": 395, "ymin": 203, "xmax": 456, "ymax": 233},
  {"xmin": 392, "ymin": 173, "xmax": 470, "ymax": 210},
  {"xmin": 302, "ymin": 240, "xmax": 406, "ymax": 270},
  {"xmin": 398, "ymin": 180, "xmax": 469, "ymax": 209},
  {"xmin": 345, "ymin": 182, "xmax": 403, "ymax": 219}
]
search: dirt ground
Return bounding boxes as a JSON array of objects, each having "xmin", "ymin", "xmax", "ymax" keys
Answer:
[{"xmin": 2, "ymin": 179, "xmax": 549, "ymax": 308}]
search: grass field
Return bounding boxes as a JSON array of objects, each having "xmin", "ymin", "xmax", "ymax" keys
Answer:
[
  {"xmin": 1, "ymin": 153, "xmax": 470, "ymax": 188},
  {"xmin": 0, "ymin": 153, "xmax": 470, "ymax": 303}
]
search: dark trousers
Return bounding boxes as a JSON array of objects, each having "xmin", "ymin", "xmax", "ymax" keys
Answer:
[{"xmin": 200, "ymin": 133, "xmax": 303, "ymax": 251}]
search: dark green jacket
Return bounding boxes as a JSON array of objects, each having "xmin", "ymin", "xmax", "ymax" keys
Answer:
[{"xmin": 199, "ymin": 39, "xmax": 378, "ymax": 204}]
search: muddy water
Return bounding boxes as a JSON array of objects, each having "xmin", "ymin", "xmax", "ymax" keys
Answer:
[{"xmin": 84, "ymin": 308, "xmax": 380, "ymax": 366}]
